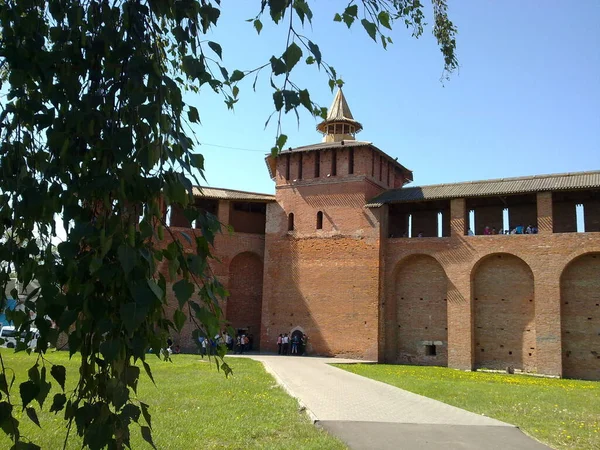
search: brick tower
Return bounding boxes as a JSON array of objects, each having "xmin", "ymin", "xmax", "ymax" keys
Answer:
[{"xmin": 261, "ymin": 89, "xmax": 412, "ymax": 359}]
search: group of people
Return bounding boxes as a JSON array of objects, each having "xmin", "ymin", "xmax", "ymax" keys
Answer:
[
  {"xmin": 198, "ymin": 331, "xmax": 255, "ymax": 356},
  {"xmin": 276, "ymin": 333, "xmax": 308, "ymax": 356},
  {"xmin": 468, "ymin": 224, "xmax": 539, "ymax": 236},
  {"xmin": 168, "ymin": 330, "xmax": 310, "ymax": 357}
]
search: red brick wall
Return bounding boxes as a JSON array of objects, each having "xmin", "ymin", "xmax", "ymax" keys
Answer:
[
  {"xmin": 384, "ymin": 223, "xmax": 600, "ymax": 378},
  {"xmin": 229, "ymin": 207, "xmax": 266, "ymax": 234},
  {"xmin": 584, "ymin": 200, "xmax": 600, "ymax": 232},
  {"xmin": 553, "ymin": 200, "xmax": 577, "ymax": 233},
  {"xmin": 509, "ymin": 203, "xmax": 537, "ymax": 231},
  {"xmin": 261, "ymin": 177, "xmax": 387, "ymax": 360},
  {"xmin": 274, "ymin": 146, "xmax": 403, "ymax": 191},
  {"xmin": 560, "ymin": 252, "xmax": 600, "ymax": 380},
  {"xmin": 473, "ymin": 254, "xmax": 535, "ymax": 371},
  {"xmin": 474, "ymin": 206, "xmax": 503, "ymax": 235},
  {"xmin": 392, "ymin": 254, "xmax": 448, "ymax": 366},
  {"xmin": 226, "ymin": 252, "xmax": 264, "ymax": 347},
  {"xmin": 157, "ymin": 199, "xmax": 267, "ymax": 351},
  {"xmin": 411, "ymin": 210, "xmax": 438, "ymax": 238},
  {"xmin": 169, "ymin": 204, "xmax": 191, "ymax": 227}
]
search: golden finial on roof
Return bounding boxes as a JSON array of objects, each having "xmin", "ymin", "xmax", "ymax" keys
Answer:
[{"xmin": 316, "ymin": 89, "xmax": 363, "ymax": 143}]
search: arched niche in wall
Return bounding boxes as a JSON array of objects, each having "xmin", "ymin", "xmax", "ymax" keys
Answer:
[
  {"xmin": 560, "ymin": 252, "xmax": 600, "ymax": 380},
  {"xmin": 227, "ymin": 252, "xmax": 264, "ymax": 349},
  {"xmin": 394, "ymin": 254, "xmax": 448, "ymax": 366},
  {"xmin": 472, "ymin": 253, "xmax": 535, "ymax": 372}
]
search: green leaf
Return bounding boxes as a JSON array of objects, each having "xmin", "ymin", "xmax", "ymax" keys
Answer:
[
  {"xmin": 140, "ymin": 401, "xmax": 152, "ymax": 428},
  {"xmin": 293, "ymin": 0, "xmax": 313, "ymax": 24},
  {"xmin": 20, "ymin": 381, "xmax": 39, "ymax": 408},
  {"xmin": 142, "ymin": 362, "xmax": 155, "ymax": 386},
  {"xmin": 173, "ymin": 309, "xmax": 186, "ymax": 332},
  {"xmin": 378, "ymin": 11, "xmax": 392, "ymax": 30},
  {"xmin": 188, "ymin": 106, "xmax": 200, "ymax": 123},
  {"xmin": 282, "ymin": 90, "xmax": 299, "ymax": 112},
  {"xmin": 190, "ymin": 153, "xmax": 204, "ymax": 170},
  {"xmin": 112, "ymin": 384, "xmax": 129, "ymax": 410},
  {"xmin": 173, "ymin": 279, "xmax": 194, "ymax": 308},
  {"xmin": 101, "ymin": 236, "xmax": 113, "ymax": 258},
  {"xmin": 269, "ymin": 56, "xmax": 286, "ymax": 76},
  {"xmin": 308, "ymin": 41, "xmax": 321, "ymax": 66},
  {"xmin": 345, "ymin": 4, "xmax": 358, "ymax": 18},
  {"xmin": 141, "ymin": 425, "xmax": 157, "ymax": 449},
  {"xmin": 35, "ymin": 373, "xmax": 51, "ymax": 409},
  {"xmin": 230, "ymin": 70, "xmax": 245, "ymax": 82},
  {"xmin": 207, "ymin": 41, "xmax": 222, "ymax": 59},
  {"xmin": 276, "ymin": 134, "xmax": 288, "ymax": 151},
  {"xmin": 273, "ymin": 91, "xmax": 284, "ymax": 111},
  {"xmin": 118, "ymin": 245, "xmax": 136, "ymax": 275},
  {"xmin": 26, "ymin": 407, "xmax": 41, "ymax": 428},
  {"xmin": 120, "ymin": 303, "xmax": 148, "ymax": 333},
  {"xmin": 0, "ymin": 401, "xmax": 19, "ymax": 440},
  {"xmin": 147, "ymin": 279, "xmax": 163, "ymax": 301},
  {"xmin": 89, "ymin": 257, "xmax": 102, "ymax": 274},
  {"xmin": 299, "ymin": 89, "xmax": 311, "ymax": 112},
  {"xmin": 253, "ymin": 19, "xmax": 263, "ymax": 34},
  {"xmin": 0, "ymin": 373, "xmax": 11, "ymax": 396},
  {"xmin": 361, "ymin": 19, "xmax": 377, "ymax": 41},
  {"xmin": 100, "ymin": 338, "xmax": 122, "ymax": 362},
  {"xmin": 281, "ymin": 42, "xmax": 302, "ymax": 72},
  {"xmin": 50, "ymin": 365, "xmax": 66, "ymax": 391},
  {"xmin": 49, "ymin": 393, "xmax": 66, "ymax": 413},
  {"xmin": 333, "ymin": 13, "xmax": 342, "ymax": 22},
  {"xmin": 125, "ymin": 366, "xmax": 140, "ymax": 394},
  {"xmin": 121, "ymin": 404, "xmax": 141, "ymax": 424},
  {"xmin": 268, "ymin": 0, "xmax": 287, "ymax": 23}
]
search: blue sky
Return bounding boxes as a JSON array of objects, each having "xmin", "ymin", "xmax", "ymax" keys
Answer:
[{"xmin": 188, "ymin": 1, "xmax": 600, "ymax": 195}]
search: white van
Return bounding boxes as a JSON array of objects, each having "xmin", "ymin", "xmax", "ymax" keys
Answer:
[{"xmin": 0, "ymin": 326, "xmax": 39, "ymax": 349}]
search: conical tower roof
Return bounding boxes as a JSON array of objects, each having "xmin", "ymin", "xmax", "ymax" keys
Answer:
[{"xmin": 316, "ymin": 89, "xmax": 363, "ymax": 136}]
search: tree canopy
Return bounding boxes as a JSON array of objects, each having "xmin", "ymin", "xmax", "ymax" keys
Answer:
[{"xmin": 0, "ymin": 1, "xmax": 456, "ymax": 448}]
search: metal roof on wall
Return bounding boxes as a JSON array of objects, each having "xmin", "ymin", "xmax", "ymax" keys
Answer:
[
  {"xmin": 192, "ymin": 186, "xmax": 275, "ymax": 202},
  {"xmin": 366, "ymin": 170, "xmax": 600, "ymax": 207}
]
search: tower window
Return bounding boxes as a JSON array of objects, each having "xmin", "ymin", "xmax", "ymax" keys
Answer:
[
  {"xmin": 331, "ymin": 149, "xmax": 337, "ymax": 176},
  {"xmin": 379, "ymin": 155, "xmax": 383, "ymax": 181},
  {"xmin": 288, "ymin": 213, "xmax": 294, "ymax": 231},
  {"xmin": 315, "ymin": 151, "xmax": 320, "ymax": 177},
  {"xmin": 425, "ymin": 345, "xmax": 437, "ymax": 356},
  {"xmin": 348, "ymin": 148, "xmax": 354, "ymax": 175},
  {"xmin": 298, "ymin": 153, "xmax": 303, "ymax": 180},
  {"xmin": 316, "ymin": 211, "xmax": 323, "ymax": 230},
  {"xmin": 371, "ymin": 150, "xmax": 375, "ymax": 177},
  {"xmin": 285, "ymin": 154, "xmax": 290, "ymax": 180},
  {"xmin": 387, "ymin": 161, "xmax": 390, "ymax": 185}
]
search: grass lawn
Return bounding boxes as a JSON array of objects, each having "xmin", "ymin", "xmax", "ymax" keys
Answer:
[
  {"xmin": 333, "ymin": 363, "xmax": 599, "ymax": 450},
  {"xmin": 0, "ymin": 351, "xmax": 345, "ymax": 450}
]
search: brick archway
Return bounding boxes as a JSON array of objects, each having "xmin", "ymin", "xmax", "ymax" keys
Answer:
[
  {"xmin": 472, "ymin": 253, "xmax": 535, "ymax": 371},
  {"xmin": 227, "ymin": 252, "xmax": 263, "ymax": 349},
  {"xmin": 394, "ymin": 254, "xmax": 448, "ymax": 366},
  {"xmin": 561, "ymin": 252, "xmax": 600, "ymax": 380}
]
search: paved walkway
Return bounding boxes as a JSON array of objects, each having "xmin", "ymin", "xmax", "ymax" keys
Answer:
[{"xmin": 239, "ymin": 355, "xmax": 551, "ymax": 450}]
